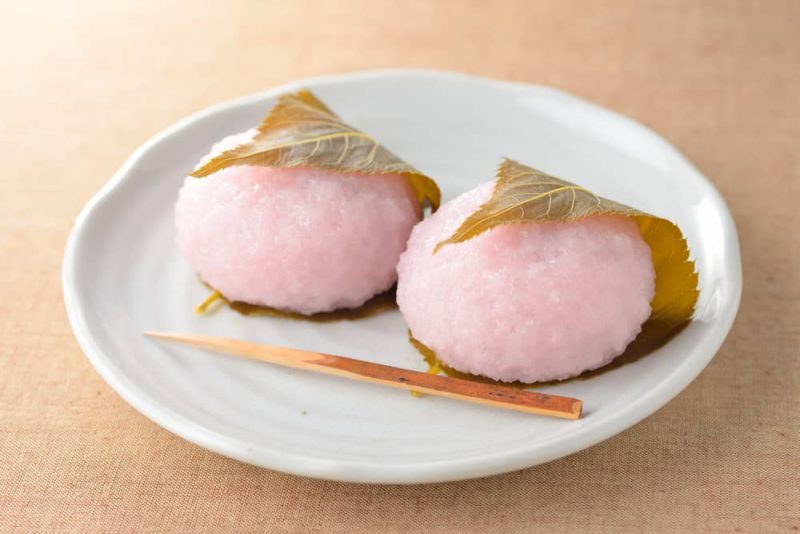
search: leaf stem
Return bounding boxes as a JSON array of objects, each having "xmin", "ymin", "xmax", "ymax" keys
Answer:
[{"xmin": 195, "ymin": 290, "xmax": 222, "ymax": 314}]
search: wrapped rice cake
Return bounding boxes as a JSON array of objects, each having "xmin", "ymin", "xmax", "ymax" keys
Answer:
[
  {"xmin": 397, "ymin": 159, "xmax": 698, "ymax": 383},
  {"xmin": 175, "ymin": 90, "xmax": 440, "ymax": 315}
]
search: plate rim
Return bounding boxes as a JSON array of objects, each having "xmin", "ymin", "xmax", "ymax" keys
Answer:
[{"xmin": 62, "ymin": 69, "xmax": 743, "ymax": 483}]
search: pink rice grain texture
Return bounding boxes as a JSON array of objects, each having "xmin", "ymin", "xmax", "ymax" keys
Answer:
[
  {"xmin": 175, "ymin": 139, "xmax": 421, "ymax": 314},
  {"xmin": 396, "ymin": 182, "xmax": 656, "ymax": 383}
]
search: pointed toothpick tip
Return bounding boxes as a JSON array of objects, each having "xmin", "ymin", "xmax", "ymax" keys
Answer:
[{"xmin": 143, "ymin": 331, "xmax": 176, "ymax": 340}]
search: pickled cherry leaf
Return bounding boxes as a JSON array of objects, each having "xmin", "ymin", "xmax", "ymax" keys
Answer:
[
  {"xmin": 190, "ymin": 89, "xmax": 440, "ymax": 210},
  {"xmin": 436, "ymin": 158, "xmax": 698, "ymax": 332}
]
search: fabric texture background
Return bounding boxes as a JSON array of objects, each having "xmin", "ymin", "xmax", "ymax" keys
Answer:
[{"xmin": 1, "ymin": 0, "xmax": 798, "ymax": 532}]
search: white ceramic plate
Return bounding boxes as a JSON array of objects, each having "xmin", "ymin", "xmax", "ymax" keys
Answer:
[{"xmin": 63, "ymin": 70, "xmax": 741, "ymax": 483}]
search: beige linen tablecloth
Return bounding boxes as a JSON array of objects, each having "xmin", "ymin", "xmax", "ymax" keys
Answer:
[{"xmin": 2, "ymin": 1, "xmax": 798, "ymax": 531}]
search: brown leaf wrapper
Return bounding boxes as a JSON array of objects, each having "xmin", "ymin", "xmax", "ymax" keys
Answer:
[
  {"xmin": 196, "ymin": 286, "xmax": 398, "ymax": 322},
  {"xmin": 191, "ymin": 89, "xmax": 440, "ymax": 210},
  {"xmin": 414, "ymin": 158, "xmax": 699, "ymax": 383}
]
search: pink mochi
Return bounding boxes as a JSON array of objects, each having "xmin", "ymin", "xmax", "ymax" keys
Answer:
[
  {"xmin": 175, "ymin": 133, "xmax": 421, "ymax": 314},
  {"xmin": 396, "ymin": 182, "xmax": 656, "ymax": 383}
]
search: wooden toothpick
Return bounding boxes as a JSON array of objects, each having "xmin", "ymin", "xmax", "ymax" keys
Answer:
[{"xmin": 145, "ymin": 332, "xmax": 582, "ymax": 420}]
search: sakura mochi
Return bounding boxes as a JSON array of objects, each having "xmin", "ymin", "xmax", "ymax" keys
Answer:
[
  {"xmin": 176, "ymin": 150, "xmax": 420, "ymax": 314},
  {"xmin": 396, "ymin": 181, "xmax": 657, "ymax": 383},
  {"xmin": 175, "ymin": 90, "xmax": 439, "ymax": 315}
]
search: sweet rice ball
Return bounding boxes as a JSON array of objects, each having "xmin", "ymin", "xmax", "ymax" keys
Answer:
[
  {"xmin": 175, "ymin": 132, "xmax": 421, "ymax": 314},
  {"xmin": 396, "ymin": 182, "xmax": 655, "ymax": 382}
]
